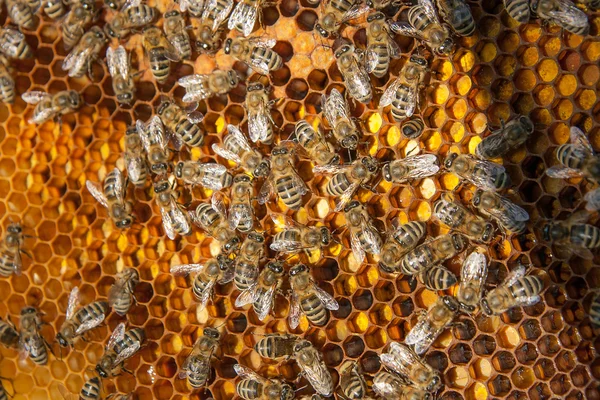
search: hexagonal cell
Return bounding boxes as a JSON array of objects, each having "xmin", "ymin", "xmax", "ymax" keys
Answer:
[{"xmin": 488, "ymin": 375, "xmax": 512, "ymax": 397}]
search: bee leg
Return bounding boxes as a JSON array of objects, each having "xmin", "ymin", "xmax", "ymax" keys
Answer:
[{"xmin": 121, "ymin": 365, "xmax": 135, "ymax": 375}]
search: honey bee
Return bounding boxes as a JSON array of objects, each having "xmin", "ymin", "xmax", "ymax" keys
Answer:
[
  {"xmin": 270, "ymin": 213, "xmax": 332, "ymax": 255},
  {"xmin": 136, "ymin": 115, "xmax": 170, "ymax": 176},
  {"xmin": 456, "ymin": 250, "xmax": 488, "ymax": 312},
  {"xmin": 335, "ymin": 44, "xmax": 372, "ymax": 104},
  {"xmin": 433, "ymin": 198, "xmax": 494, "ymax": 243},
  {"xmin": 224, "ymin": 37, "xmax": 283, "ymax": 76},
  {"xmin": 234, "ymin": 364, "xmax": 295, "ymax": 400},
  {"xmin": 0, "ymin": 222, "xmax": 31, "ymax": 277},
  {"xmin": 42, "ymin": 0, "xmax": 66, "ymax": 19},
  {"xmin": 164, "ymin": 10, "xmax": 192, "ymax": 60},
  {"xmin": 108, "ymin": 268, "xmax": 139, "ymax": 316},
  {"xmin": 540, "ymin": 210, "xmax": 600, "ymax": 260},
  {"xmin": 590, "ymin": 292, "xmax": 600, "ymax": 328},
  {"xmin": 56, "ymin": 286, "xmax": 108, "ymax": 347},
  {"xmin": 472, "ymin": 190, "xmax": 529, "ymax": 234},
  {"xmin": 154, "ymin": 176, "xmax": 193, "ymax": 240},
  {"xmin": 0, "ymin": 55, "xmax": 15, "ymax": 104},
  {"xmin": 174, "ymin": 161, "xmax": 233, "ymax": 190},
  {"xmin": 419, "ymin": 265, "xmax": 457, "ymax": 291},
  {"xmin": 123, "ymin": 125, "xmax": 147, "ymax": 187},
  {"xmin": 435, "ymin": 0, "xmax": 475, "ymax": 36},
  {"xmin": 0, "ymin": 317, "xmax": 19, "ymax": 348},
  {"xmin": 190, "ymin": 192, "xmax": 241, "ymax": 253},
  {"xmin": 400, "ymin": 233, "xmax": 467, "ymax": 276},
  {"xmin": 504, "ymin": 0, "xmax": 531, "ymax": 23},
  {"xmin": 179, "ymin": 327, "xmax": 221, "ymax": 388},
  {"xmin": 389, "ymin": 0, "xmax": 454, "ymax": 55},
  {"xmin": 142, "ymin": 26, "xmax": 180, "ymax": 84},
  {"xmin": 289, "ymin": 264, "xmax": 339, "ymax": 329},
  {"xmin": 107, "ymin": 46, "xmax": 136, "ymax": 106},
  {"xmin": 177, "ymin": 0, "xmax": 205, "ymax": 16},
  {"xmin": 315, "ymin": 0, "xmax": 370, "ymax": 38},
  {"xmin": 340, "ymin": 361, "xmax": 369, "ymax": 400},
  {"xmin": 344, "ymin": 200, "xmax": 383, "ymax": 264},
  {"xmin": 532, "ymin": 0, "xmax": 590, "ymax": 35},
  {"xmin": 86, "ymin": 168, "xmax": 134, "ymax": 230},
  {"xmin": 19, "ymin": 306, "xmax": 48, "ymax": 365},
  {"xmin": 212, "ymin": 125, "xmax": 270, "ymax": 177},
  {"xmin": 157, "ymin": 99, "xmax": 206, "ymax": 148},
  {"xmin": 62, "ymin": 26, "xmax": 107, "ymax": 78},
  {"xmin": 405, "ymin": 295, "xmax": 459, "ymax": 355},
  {"xmin": 321, "ymin": 88, "xmax": 361, "ymax": 150},
  {"xmin": 228, "ymin": 0, "xmax": 270, "ymax": 36},
  {"xmin": 373, "ymin": 371, "xmax": 433, "ymax": 400},
  {"xmin": 443, "ymin": 152, "xmax": 512, "ymax": 191},
  {"xmin": 379, "ymin": 221, "xmax": 427, "ymax": 274},
  {"xmin": 293, "ymin": 339, "xmax": 334, "ymax": 396},
  {"xmin": 380, "ymin": 55, "xmax": 428, "ymax": 122},
  {"xmin": 400, "ymin": 117, "xmax": 425, "ymax": 139},
  {"xmin": 365, "ymin": 12, "xmax": 400, "ymax": 78},
  {"xmin": 79, "ymin": 377, "xmax": 102, "ymax": 400},
  {"xmin": 233, "ymin": 231, "xmax": 265, "ymax": 291},
  {"xmin": 170, "ymin": 256, "xmax": 234, "ymax": 309},
  {"xmin": 22, "ymin": 90, "xmax": 81, "ymax": 125},
  {"xmin": 104, "ymin": 0, "xmax": 156, "ymax": 39},
  {"xmin": 178, "ymin": 70, "xmax": 240, "ymax": 102},
  {"xmin": 546, "ymin": 126, "xmax": 600, "ymax": 184},
  {"xmin": 258, "ymin": 142, "xmax": 308, "ymax": 211},
  {"xmin": 61, "ymin": 0, "xmax": 97, "ymax": 51},
  {"xmin": 314, "ymin": 156, "xmax": 379, "ymax": 212},
  {"xmin": 0, "ymin": 27, "xmax": 33, "ymax": 59},
  {"xmin": 228, "ymin": 174, "xmax": 255, "ymax": 233},
  {"xmin": 193, "ymin": 0, "xmax": 234, "ymax": 52},
  {"xmin": 380, "ymin": 341, "xmax": 442, "ymax": 392},
  {"xmin": 481, "ymin": 264, "xmax": 544, "ymax": 315},
  {"xmin": 235, "ymin": 260, "xmax": 284, "ymax": 321},
  {"xmin": 382, "ymin": 154, "xmax": 439, "ymax": 184},
  {"xmin": 96, "ymin": 322, "xmax": 145, "ymax": 378},
  {"xmin": 245, "ymin": 82, "xmax": 277, "ymax": 145},
  {"xmin": 475, "ymin": 116, "xmax": 535, "ymax": 160},
  {"xmin": 254, "ymin": 333, "xmax": 298, "ymax": 360},
  {"xmin": 293, "ymin": 120, "xmax": 339, "ymax": 167},
  {"xmin": 4, "ymin": 0, "xmax": 38, "ymax": 30}
]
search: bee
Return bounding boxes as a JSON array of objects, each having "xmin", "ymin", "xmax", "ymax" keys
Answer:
[
  {"xmin": 340, "ymin": 361, "xmax": 369, "ymax": 400},
  {"xmin": 245, "ymin": 82, "xmax": 277, "ymax": 145},
  {"xmin": 382, "ymin": 154, "xmax": 439, "ymax": 184},
  {"xmin": 142, "ymin": 26, "xmax": 180, "ymax": 84},
  {"xmin": 228, "ymin": 0, "xmax": 270, "ymax": 36},
  {"xmin": 540, "ymin": 211, "xmax": 600, "ymax": 260},
  {"xmin": 61, "ymin": 0, "xmax": 97, "ymax": 51},
  {"xmin": 234, "ymin": 364, "xmax": 295, "ymax": 400},
  {"xmin": 86, "ymin": 168, "xmax": 134, "ymax": 230},
  {"xmin": 170, "ymin": 256, "xmax": 234, "ymax": 309},
  {"xmin": 228, "ymin": 174, "xmax": 255, "ymax": 233},
  {"xmin": 380, "ymin": 55, "xmax": 428, "ymax": 122},
  {"xmin": 343, "ymin": 200, "xmax": 383, "ymax": 264},
  {"xmin": 0, "ymin": 222, "xmax": 30, "ymax": 277},
  {"xmin": 258, "ymin": 142, "xmax": 308, "ymax": 211},
  {"xmin": 104, "ymin": 0, "xmax": 157, "ymax": 39},
  {"xmin": 42, "ymin": 0, "xmax": 66, "ymax": 19},
  {"xmin": 22, "ymin": 90, "xmax": 81, "ymax": 125},
  {"xmin": 212, "ymin": 125, "xmax": 270, "ymax": 177},
  {"xmin": 108, "ymin": 268, "xmax": 139, "ymax": 316},
  {"xmin": 194, "ymin": 0, "xmax": 234, "ymax": 52},
  {"xmin": 373, "ymin": 371, "xmax": 433, "ymax": 400},
  {"xmin": 157, "ymin": 99, "xmax": 206, "ymax": 148},
  {"xmin": 314, "ymin": 156, "xmax": 379, "ymax": 212},
  {"xmin": 293, "ymin": 340, "xmax": 334, "ymax": 396},
  {"xmin": 178, "ymin": 70, "xmax": 240, "ymax": 102},
  {"xmin": 96, "ymin": 322, "xmax": 145, "ymax": 378},
  {"xmin": 334, "ymin": 44, "xmax": 372, "ymax": 104},
  {"xmin": 235, "ymin": 260, "xmax": 284, "ymax": 321},
  {"xmin": 433, "ymin": 198, "xmax": 494, "ymax": 243},
  {"xmin": 224, "ymin": 37, "xmax": 283, "ymax": 76},
  {"xmin": 62, "ymin": 26, "xmax": 107, "ymax": 78},
  {"xmin": 380, "ymin": 341, "xmax": 442, "ymax": 392},
  {"xmin": 472, "ymin": 190, "xmax": 529, "ymax": 234},
  {"xmin": 379, "ymin": 221, "xmax": 427, "ymax": 274},
  {"xmin": 254, "ymin": 333, "xmax": 298, "ymax": 360},
  {"xmin": 174, "ymin": 161, "xmax": 233, "ymax": 190},
  {"xmin": 179, "ymin": 327, "xmax": 221, "ymax": 388},
  {"xmin": 5, "ymin": 0, "xmax": 39, "ymax": 30},
  {"xmin": 107, "ymin": 45, "xmax": 136, "ymax": 106},
  {"xmin": 443, "ymin": 152, "xmax": 512, "ymax": 191},
  {"xmin": 419, "ymin": 265, "xmax": 457, "ymax": 291},
  {"xmin": 315, "ymin": 0, "xmax": 370, "ymax": 37},
  {"xmin": 270, "ymin": 213, "xmax": 332, "ymax": 255},
  {"xmin": 62, "ymin": 377, "xmax": 102, "ymax": 400},
  {"xmin": 0, "ymin": 27, "xmax": 32, "ymax": 59},
  {"xmin": 289, "ymin": 264, "xmax": 339, "ymax": 329},
  {"xmin": 190, "ymin": 192, "xmax": 241, "ymax": 253},
  {"xmin": 19, "ymin": 306, "xmax": 48, "ymax": 365},
  {"xmin": 136, "ymin": 115, "xmax": 170, "ymax": 176},
  {"xmin": 400, "ymin": 233, "xmax": 467, "ymax": 276},
  {"xmin": 435, "ymin": 0, "xmax": 475, "ymax": 36},
  {"xmin": 481, "ymin": 264, "xmax": 543, "ymax": 315},
  {"xmin": 56, "ymin": 286, "xmax": 108, "ymax": 347},
  {"xmin": 0, "ymin": 55, "xmax": 15, "ymax": 104},
  {"xmin": 504, "ymin": 0, "xmax": 531, "ymax": 23},
  {"xmin": 475, "ymin": 116, "xmax": 535, "ymax": 160},
  {"xmin": 293, "ymin": 120, "xmax": 339, "ymax": 167},
  {"xmin": 0, "ymin": 317, "xmax": 19, "ymax": 348},
  {"xmin": 365, "ymin": 12, "xmax": 400, "ymax": 78},
  {"xmin": 590, "ymin": 292, "xmax": 600, "ymax": 328},
  {"xmin": 178, "ymin": 0, "xmax": 206, "ymax": 17},
  {"xmin": 163, "ymin": 10, "xmax": 192, "ymax": 60},
  {"xmin": 405, "ymin": 295, "xmax": 459, "ymax": 355},
  {"xmin": 532, "ymin": 0, "xmax": 589, "ymax": 36},
  {"xmin": 233, "ymin": 231, "xmax": 265, "ymax": 291},
  {"xmin": 456, "ymin": 250, "xmax": 488, "ymax": 312},
  {"xmin": 546, "ymin": 126, "xmax": 600, "ymax": 184},
  {"xmin": 400, "ymin": 117, "xmax": 425, "ymax": 140},
  {"xmin": 154, "ymin": 176, "xmax": 193, "ymax": 240},
  {"xmin": 123, "ymin": 125, "xmax": 147, "ymax": 187},
  {"xmin": 321, "ymin": 88, "xmax": 361, "ymax": 150}
]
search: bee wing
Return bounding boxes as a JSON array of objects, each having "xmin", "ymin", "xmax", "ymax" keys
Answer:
[
  {"xmin": 114, "ymin": 339, "xmax": 142, "ymax": 365},
  {"xmin": 468, "ymin": 160, "xmax": 507, "ymax": 190},
  {"xmin": 418, "ymin": 0, "xmax": 441, "ymax": 24},
  {"xmin": 249, "ymin": 37, "xmax": 276, "ymax": 48},
  {"xmin": 545, "ymin": 165, "xmax": 583, "ymax": 179},
  {"xmin": 234, "ymin": 364, "xmax": 266, "ymax": 383},
  {"xmin": 372, "ymin": 373, "xmax": 403, "ymax": 397},
  {"xmin": 121, "ymin": 0, "xmax": 141, "ymax": 9},
  {"xmin": 204, "ymin": 0, "xmax": 234, "ymax": 30},
  {"xmin": 86, "ymin": 180, "xmax": 109, "ymax": 208},
  {"xmin": 497, "ymin": 196, "xmax": 529, "ymax": 222},
  {"xmin": 323, "ymin": 88, "xmax": 351, "ymax": 123},
  {"xmin": 297, "ymin": 356, "xmax": 333, "ymax": 396},
  {"xmin": 178, "ymin": 74, "xmax": 209, "ymax": 87},
  {"xmin": 62, "ymin": 47, "xmax": 94, "ymax": 77},
  {"xmin": 404, "ymin": 316, "xmax": 437, "ymax": 355},
  {"xmin": 248, "ymin": 57, "xmax": 271, "ymax": 76},
  {"xmin": 147, "ymin": 115, "xmax": 168, "ymax": 150},
  {"xmin": 387, "ymin": 35, "xmax": 401, "ymax": 58},
  {"xmin": 228, "ymin": 205, "xmax": 249, "ymax": 230},
  {"xmin": 475, "ymin": 131, "xmax": 507, "ymax": 159},
  {"xmin": 212, "ymin": 143, "xmax": 242, "ymax": 164},
  {"xmin": 292, "ymin": 170, "xmax": 309, "ymax": 196},
  {"xmin": 65, "ymin": 286, "xmax": 79, "ymax": 320},
  {"xmin": 21, "ymin": 91, "xmax": 50, "ymax": 104},
  {"xmin": 254, "ymin": 284, "xmax": 277, "ymax": 321},
  {"xmin": 288, "ymin": 290, "xmax": 301, "ymax": 329},
  {"xmin": 211, "ymin": 191, "xmax": 227, "ymax": 217},
  {"xmin": 228, "ymin": 2, "xmax": 257, "ymax": 37},
  {"xmin": 75, "ymin": 313, "xmax": 106, "ymax": 335},
  {"xmin": 107, "ymin": 45, "xmax": 129, "ymax": 78},
  {"xmin": 462, "ymin": 251, "xmax": 488, "ymax": 282},
  {"xmin": 235, "ymin": 284, "xmax": 259, "ymax": 307},
  {"xmin": 313, "ymin": 282, "xmax": 339, "ymax": 310},
  {"xmin": 334, "ymin": 181, "xmax": 360, "ymax": 212},
  {"xmin": 270, "ymin": 239, "xmax": 304, "ymax": 253},
  {"xmin": 217, "ymin": 265, "xmax": 235, "ymax": 284},
  {"xmin": 365, "ymin": 48, "xmax": 379, "ymax": 74},
  {"xmin": 569, "ymin": 126, "xmax": 594, "ymax": 154},
  {"xmin": 258, "ymin": 177, "xmax": 274, "ymax": 205},
  {"xmin": 404, "ymin": 82, "xmax": 417, "ymax": 118},
  {"xmin": 108, "ymin": 281, "xmax": 125, "ymax": 308},
  {"xmin": 388, "ymin": 21, "xmax": 424, "ymax": 40},
  {"xmin": 227, "ymin": 124, "xmax": 253, "ymax": 151},
  {"xmin": 106, "ymin": 322, "xmax": 126, "ymax": 350},
  {"xmin": 350, "ymin": 229, "xmax": 366, "ymax": 264},
  {"xmin": 517, "ymin": 294, "xmax": 542, "ymax": 307},
  {"xmin": 504, "ymin": 264, "xmax": 527, "ymax": 287},
  {"xmin": 194, "ymin": 163, "xmax": 230, "ymax": 190},
  {"xmin": 379, "ymin": 78, "xmax": 402, "ymax": 107},
  {"xmin": 164, "ymin": 207, "xmax": 192, "ymax": 240},
  {"xmin": 365, "ymin": 224, "xmax": 382, "ymax": 254},
  {"xmin": 584, "ymin": 188, "xmax": 600, "ymax": 211},
  {"xmin": 248, "ymin": 113, "xmax": 270, "ymax": 143},
  {"xmin": 380, "ymin": 341, "xmax": 419, "ymax": 378},
  {"xmin": 546, "ymin": 0, "xmax": 589, "ymax": 33},
  {"xmin": 347, "ymin": 67, "xmax": 372, "ymax": 102},
  {"xmin": 111, "ymin": 168, "xmax": 126, "ymax": 203},
  {"xmin": 270, "ymin": 212, "xmax": 302, "ymax": 229},
  {"xmin": 313, "ymin": 164, "xmax": 351, "ymax": 175},
  {"xmin": 160, "ymin": 207, "xmax": 178, "ymax": 240},
  {"xmin": 197, "ymin": 278, "xmax": 216, "ymax": 310},
  {"xmin": 399, "ymin": 154, "xmax": 440, "ymax": 180},
  {"xmin": 342, "ymin": 2, "xmax": 370, "ymax": 21},
  {"xmin": 125, "ymin": 154, "xmax": 146, "ymax": 183},
  {"xmin": 170, "ymin": 263, "xmax": 205, "ymax": 276}
]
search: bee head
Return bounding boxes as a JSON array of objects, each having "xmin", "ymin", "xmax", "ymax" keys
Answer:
[
  {"xmin": 95, "ymin": 364, "xmax": 109, "ymax": 379},
  {"xmin": 164, "ymin": 10, "xmax": 179, "ymax": 17},
  {"xmin": 437, "ymin": 38, "xmax": 455, "ymax": 56},
  {"xmin": 362, "ymin": 156, "xmax": 378, "ymax": 173},
  {"xmin": 203, "ymin": 327, "xmax": 220, "ymax": 339},
  {"xmin": 341, "ymin": 134, "xmax": 359, "ymax": 149},
  {"xmin": 451, "ymin": 234, "xmax": 466, "ymax": 251},
  {"xmin": 69, "ymin": 91, "xmax": 82, "ymax": 108},
  {"xmin": 292, "ymin": 339, "xmax": 311, "ymax": 351},
  {"xmin": 409, "ymin": 55, "xmax": 428, "ymax": 67},
  {"xmin": 196, "ymin": 40, "xmax": 212, "ymax": 52},
  {"xmin": 314, "ymin": 23, "xmax": 329, "ymax": 38},
  {"xmin": 253, "ymin": 160, "xmax": 270, "ymax": 178},
  {"xmin": 320, "ymin": 227, "xmax": 331, "ymax": 245},
  {"xmin": 378, "ymin": 260, "xmax": 398, "ymax": 274},
  {"xmin": 289, "ymin": 264, "xmax": 308, "ymax": 276},
  {"xmin": 174, "ymin": 161, "xmax": 184, "ymax": 178},
  {"xmin": 247, "ymin": 82, "xmax": 264, "ymax": 92},
  {"xmin": 266, "ymin": 261, "xmax": 284, "ymax": 274},
  {"xmin": 280, "ymin": 384, "xmax": 294, "ymax": 400},
  {"xmin": 104, "ymin": 24, "xmax": 119, "ymax": 38},
  {"xmin": 382, "ymin": 163, "xmax": 392, "ymax": 182},
  {"xmin": 7, "ymin": 223, "xmax": 22, "ymax": 234},
  {"xmin": 442, "ymin": 295, "xmax": 459, "ymax": 311},
  {"xmin": 56, "ymin": 333, "xmax": 70, "ymax": 347},
  {"xmin": 519, "ymin": 116, "xmax": 534, "ymax": 134},
  {"xmin": 542, "ymin": 222, "xmax": 553, "ymax": 241},
  {"xmin": 227, "ymin": 70, "xmax": 240, "ymax": 86},
  {"xmin": 234, "ymin": 174, "xmax": 251, "ymax": 183},
  {"xmin": 107, "ymin": 0, "xmax": 119, "ymax": 9},
  {"xmin": 472, "ymin": 190, "xmax": 482, "ymax": 207},
  {"xmin": 248, "ymin": 232, "xmax": 265, "ymax": 243},
  {"xmin": 480, "ymin": 298, "xmax": 493, "ymax": 316},
  {"xmin": 327, "ymin": 154, "xmax": 341, "ymax": 165},
  {"xmin": 222, "ymin": 236, "xmax": 241, "ymax": 253},
  {"xmin": 443, "ymin": 152, "xmax": 458, "ymax": 169},
  {"xmin": 115, "ymin": 218, "xmax": 133, "ymax": 229},
  {"xmin": 334, "ymin": 45, "xmax": 351, "ymax": 58},
  {"xmin": 482, "ymin": 223, "xmax": 493, "ymax": 242},
  {"xmin": 117, "ymin": 93, "xmax": 133, "ymax": 104},
  {"xmin": 224, "ymin": 38, "xmax": 232, "ymax": 54},
  {"xmin": 21, "ymin": 306, "xmax": 37, "ymax": 316},
  {"xmin": 153, "ymin": 179, "xmax": 170, "ymax": 193},
  {"xmin": 344, "ymin": 200, "xmax": 361, "ymax": 213},
  {"xmin": 426, "ymin": 375, "xmax": 442, "ymax": 392},
  {"xmin": 367, "ymin": 11, "xmax": 385, "ymax": 22}
]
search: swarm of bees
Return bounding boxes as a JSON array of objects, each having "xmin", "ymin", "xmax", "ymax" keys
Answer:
[{"xmin": 1, "ymin": 0, "xmax": 599, "ymax": 398}]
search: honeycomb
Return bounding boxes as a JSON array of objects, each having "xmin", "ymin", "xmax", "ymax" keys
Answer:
[{"xmin": 0, "ymin": 0, "xmax": 599, "ymax": 399}]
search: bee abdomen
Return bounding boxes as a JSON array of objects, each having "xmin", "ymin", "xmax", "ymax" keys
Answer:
[
  {"xmin": 393, "ymin": 221, "xmax": 427, "ymax": 248},
  {"xmin": 237, "ymin": 380, "xmax": 262, "ymax": 400},
  {"xmin": 510, "ymin": 276, "xmax": 543, "ymax": 299},
  {"xmin": 390, "ymin": 85, "xmax": 413, "ymax": 121},
  {"xmin": 80, "ymin": 378, "xmax": 101, "ymax": 400},
  {"xmin": 369, "ymin": 44, "xmax": 389, "ymax": 78},
  {"xmin": 9, "ymin": 3, "xmax": 35, "ymax": 30},
  {"xmin": 590, "ymin": 294, "xmax": 600, "ymax": 327},
  {"xmin": 571, "ymin": 224, "xmax": 600, "ymax": 248},
  {"xmin": 273, "ymin": 230, "xmax": 301, "ymax": 244},
  {"xmin": 557, "ymin": 144, "xmax": 583, "ymax": 169},
  {"xmin": 421, "ymin": 266, "xmax": 457, "ymax": 291},
  {"xmin": 0, "ymin": 321, "xmax": 19, "ymax": 347},
  {"xmin": 504, "ymin": 0, "xmax": 530, "ymax": 23},
  {"xmin": 251, "ymin": 47, "xmax": 282, "ymax": 72},
  {"xmin": 234, "ymin": 261, "xmax": 259, "ymax": 290},
  {"xmin": 176, "ymin": 118, "xmax": 204, "ymax": 147},
  {"xmin": 230, "ymin": 204, "xmax": 253, "ymax": 232},
  {"xmin": 326, "ymin": 173, "xmax": 351, "ymax": 196},
  {"xmin": 275, "ymin": 176, "xmax": 304, "ymax": 210},
  {"xmin": 301, "ymin": 295, "xmax": 329, "ymax": 326},
  {"xmin": 75, "ymin": 301, "xmax": 108, "ymax": 326},
  {"xmin": 44, "ymin": 0, "xmax": 66, "ymax": 19},
  {"xmin": 126, "ymin": 5, "xmax": 156, "ymax": 25},
  {"xmin": 408, "ymin": 6, "xmax": 430, "ymax": 31},
  {"xmin": 195, "ymin": 203, "xmax": 220, "ymax": 228},
  {"xmin": 294, "ymin": 120, "xmax": 316, "ymax": 147},
  {"xmin": 149, "ymin": 49, "xmax": 171, "ymax": 83}
]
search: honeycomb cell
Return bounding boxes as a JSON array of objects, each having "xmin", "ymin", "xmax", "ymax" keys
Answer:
[{"xmin": 488, "ymin": 375, "xmax": 512, "ymax": 397}]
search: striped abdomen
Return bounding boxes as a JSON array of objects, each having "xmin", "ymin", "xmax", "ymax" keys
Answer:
[
  {"xmin": 557, "ymin": 144, "xmax": 585, "ymax": 169},
  {"xmin": 113, "ymin": 328, "xmax": 145, "ymax": 356},
  {"xmin": 175, "ymin": 117, "xmax": 204, "ymax": 147},
  {"xmin": 326, "ymin": 173, "xmax": 351, "ymax": 196},
  {"xmin": 73, "ymin": 301, "xmax": 108, "ymax": 333},
  {"xmin": 401, "ymin": 245, "xmax": 435, "ymax": 275},
  {"xmin": 408, "ymin": 6, "xmax": 432, "ymax": 31},
  {"xmin": 43, "ymin": 0, "xmax": 66, "ymax": 19},
  {"xmin": 301, "ymin": 294, "xmax": 329, "ymax": 326},
  {"xmin": 251, "ymin": 47, "xmax": 282, "ymax": 72},
  {"xmin": 391, "ymin": 83, "xmax": 413, "ymax": 121},
  {"xmin": 275, "ymin": 176, "xmax": 303, "ymax": 210},
  {"xmin": 149, "ymin": 48, "xmax": 171, "ymax": 83},
  {"xmin": 126, "ymin": 5, "xmax": 156, "ymax": 27},
  {"xmin": 571, "ymin": 224, "xmax": 600, "ymax": 248},
  {"xmin": 80, "ymin": 377, "xmax": 101, "ymax": 400},
  {"xmin": 0, "ymin": 320, "xmax": 19, "ymax": 348},
  {"xmin": 504, "ymin": 0, "xmax": 530, "ymax": 22},
  {"xmin": 8, "ymin": 1, "xmax": 35, "ymax": 30},
  {"xmin": 237, "ymin": 380, "xmax": 263, "ymax": 400},
  {"xmin": 369, "ymin": 43, "xmax": 390, "ymax": 78},
  {"xmin": 234, "ymin": 261, "xmax": 259, "ymax": 291},
  {"xmin": 510, "ymin": 276, "xmax": 544, "ymax": 300},
  {"xmin": 194, "ymin": 203, "xmax": 221, "ymax": 228}
]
